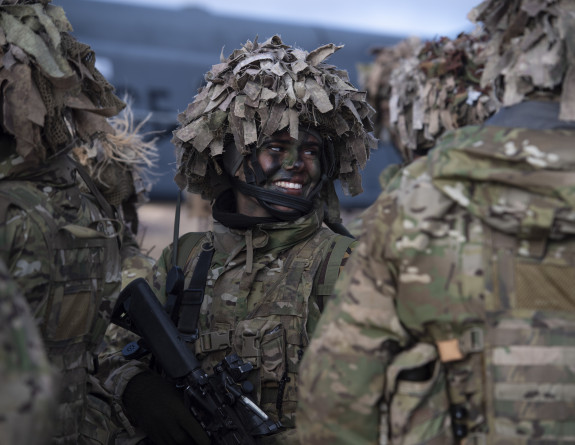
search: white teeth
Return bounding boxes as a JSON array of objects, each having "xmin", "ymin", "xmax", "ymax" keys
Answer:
[{"xmin": 275, "ymin": 181, "xmax": 302, "ymax": 190}]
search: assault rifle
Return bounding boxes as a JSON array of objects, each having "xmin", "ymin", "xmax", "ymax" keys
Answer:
[{"xmin": 111, "ymin": 277, "xmax": 282, "ymax": 445}]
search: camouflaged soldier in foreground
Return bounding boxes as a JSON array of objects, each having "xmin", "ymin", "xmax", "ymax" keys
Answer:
[
  {"xmin": 103, "ymin": 35, "xmax": 376, "ymax": 445},
  {"xmin": 0, "ymin": 1, "xmax": 147, "ymax": 443},
  {"xmin": 0, "ymin": 257, "xmax": 56, "ymax": 444},
  {"xmin": 297, "ymin": 1, "xmax": 575, "ymax": 443}
]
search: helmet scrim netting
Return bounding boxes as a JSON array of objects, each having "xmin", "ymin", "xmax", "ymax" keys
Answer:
[
  {"xmin": 468, "ymin": 0, "xmax": 575, "ymax": 120},
  {"xmin": 0, "ymin": 0, "xmax": 125, "ymax": 173},
  {"xmin": 369, "ymin": 31, "xmax": 499, "ymax": 162},
  {"xmin": 172, "ymin": 35, "xmax": 377, "ymax": 204}
]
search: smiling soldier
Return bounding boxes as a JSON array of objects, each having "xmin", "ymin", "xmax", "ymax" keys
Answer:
[{"xmin": 105, "ymin": 35, "xmax": 376, "ymax": 445}]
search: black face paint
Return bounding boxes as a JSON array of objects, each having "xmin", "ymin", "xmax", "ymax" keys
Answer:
[
  {"xmin": 256, "ymin": 129, "xmax": 322, "ymax": 203},
  {"xmin": 265, "ymin": 151, "xmax": 282, "ymax": 176},
  {"xmin": 231, "ymin": 126, "xmax": 326, "ymax": 221}
]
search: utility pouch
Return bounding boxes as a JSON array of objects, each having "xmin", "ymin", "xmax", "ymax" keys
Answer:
[
  {"xmin": 259, "ymin": 324, "xmax": 287, "ymax": 384},
  {"xmin": 385, "ymin": 343, "xmax": 453, "ymax": 444},
  {"xmin": 45, "ymin": 222, "xmax": 116, "ymax": 343},
  {"xmin": 234, "ymin": 319, "xmax": 287, "ymax": 383}
]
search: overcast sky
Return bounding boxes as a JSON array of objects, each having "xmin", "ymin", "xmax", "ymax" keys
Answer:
[{"xmin": 88, "ymin": 0, "xmax": 479, "ymax": 37}]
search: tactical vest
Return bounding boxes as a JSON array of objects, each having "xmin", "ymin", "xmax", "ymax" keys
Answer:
[
  {"xmin": 167, "ymin": 228, "xmax": 355, "ymax": 430},
  {"xmin": 0, "ymin": 179, "xmax": 122, "ymax": 444},
  {"xmin": 389, "ymin": 203, "xmax": 575, "ymax": 444}
]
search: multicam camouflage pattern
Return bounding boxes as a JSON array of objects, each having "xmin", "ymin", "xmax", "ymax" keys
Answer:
[
  {"xmin": 297, "ymin": 124, "xmax": 575, "ymax": 444},
  {"xmin": 0, "ymin": 257, "xmax": 57, "ymax": 445},
  {"xmin": 0, "ymin": 154, "xmax": 123, "ymax": 444},
  {"xmin": 104, "ymin": 207, "xmax": 354, "ymax": 444},
  {"xmin": 0, "ymin": 2, "xmax": 149, "ymax": 444}
]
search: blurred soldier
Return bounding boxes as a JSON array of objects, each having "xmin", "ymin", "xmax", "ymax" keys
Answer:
[
  {"xmin": 0, "ymin": 1, "xmax": 146, "ymax": 443},
  {"xmin": 362, "ymin": 36, "xmax": 422, "ymax": 155},
  {"xmin": 71, "ymin": 101, "xmax": 158, "ymax": 290},
  {"xmin": 105, "ymin": 35, "xmax": 376, "ymax": 445},
  {"xmin": 70, "ymin": 101, "xmax": 159, "ymax": 355},
  {"xmin": 0, "ymin": 257, "xmax": 56, "ymax": 445},
  {"xmin": 361, "ymin": 36, "xmax": 424, "ymax": 189},
  {"xmin": 348, "ymin": 29, "xmax": 497, "ymax": 236},
  {"xmin": 297, "ymin": 1, "xmax": 575, "ymax": 444}
]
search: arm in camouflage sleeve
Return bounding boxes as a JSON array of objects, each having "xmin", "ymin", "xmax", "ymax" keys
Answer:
[
  {"xmin": 119, "ymin": 224, "xmax": 156, "ymax": 290},
  {"xmin": 297, "ymin": 193, "xmax": 411, "ymax": 445},
  {"xmin": 0, "ymin": 256, "xmax": 57, "ymax": 444}
]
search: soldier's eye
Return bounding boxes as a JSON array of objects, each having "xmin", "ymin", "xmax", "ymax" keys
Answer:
[{"xmin": 302, "ymin": 147, "xmax": 319, "ymax": 158}]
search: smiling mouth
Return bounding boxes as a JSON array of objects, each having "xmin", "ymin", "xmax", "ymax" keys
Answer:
[{"xmin": 274, "ymin": 181, "xmax": 302, "ymax": 190}]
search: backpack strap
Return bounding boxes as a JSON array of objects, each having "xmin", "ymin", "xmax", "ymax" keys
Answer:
[
  {"xmin": 0, "ymin": 182, "xmax": 58, "ymax": 302},
  {"xmin": 315, "ymin": 234, "xmax": 356, "ymax": 297},
  {"xmin": 174, "ymin": 232, "xmax": 207, "ymax": 270},
  {"xmin": 164, "ymin": 231, "xmax": 211, "ymax": 341},
  {"xmin": 177, "ymin": 241, "xmax": 214, "ymax": 341}
]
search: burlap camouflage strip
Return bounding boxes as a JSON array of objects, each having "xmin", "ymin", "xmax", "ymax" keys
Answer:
[
  {"xmin": 71, "ymin": 102, "xmax": 158, "ymax": 209},
  {"xmin": 468, "ymin": 0, "xmax": 575, "ymax": 120},
  {"xmin": 360, "ymin": 36, "xmax": 423, "ymax": 145},
  {"xmin": 386, "ymin": 30, "xmax": 500, "ymax": 161},
  {"xmin": 0, "ymin": 0, "xmax": 125, "ymax": 171}
]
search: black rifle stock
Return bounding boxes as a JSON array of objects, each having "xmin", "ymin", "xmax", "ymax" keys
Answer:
[{"xmin": 111, "ymin": 277, "xmax": 281, "ymax": 444}]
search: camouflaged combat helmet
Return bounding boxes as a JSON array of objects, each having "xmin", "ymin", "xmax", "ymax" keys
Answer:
[
  {"xmin": 173, "ymin": 35, "xmax": 376, "ymax": 223},
  {"xmin": 362, "ymin": 36, "xmax": 423, "ymax": 145},
  {"xmin": 379, "ymin": 30, "xmax": 499, "ymax": 162},
  {"xmin": 469, "ymin": 0, "xmax": 575, "ymax": 121},
  {"xmin": 0, "ymin": 0, "xmax": 125, "ymax": 177}
]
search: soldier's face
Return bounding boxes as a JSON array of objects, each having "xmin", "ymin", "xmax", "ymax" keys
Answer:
[
  {"xmin": 257, "ymin": 129, "xmax": 322, "ymax": 205},
  {"xmin": 235, "ymin": 128, "xmax": 323, "ymax": 217}
]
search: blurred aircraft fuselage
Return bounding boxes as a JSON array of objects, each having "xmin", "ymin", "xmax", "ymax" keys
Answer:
[{"xmin": 54, "ymin": 0, "xmax": 403, "ymax": 207}]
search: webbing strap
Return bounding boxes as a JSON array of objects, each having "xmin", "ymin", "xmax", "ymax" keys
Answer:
[
  {"xmin": 436, "ymin": 327, "xmax": 484, "ymax": 363},
  {"xmin": 177, "ymin": 243, "xmax": 214, "ymax": 340},
  {"xmin": 316, "ymin": 234, "xmax": 356, "ymax": 296},
  {"xmin": 71, "ymin": 158, "xmax": 117, "ymax": 223},
  {"xmin": 164, "ymin": 231, "xmax": 207, "ymax": 338},
  {"xmin": 176, "ymin": 232, "xmax": 207, "ymax": 270}
]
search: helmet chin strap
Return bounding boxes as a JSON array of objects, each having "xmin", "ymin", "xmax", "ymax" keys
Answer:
[
  {"xmin": 231, "ymin": 175, "xmax": 326, "ymax": 221},
  {"xmin": 234, "ymin": 129, "xmax": 330, "ymax": 221}
]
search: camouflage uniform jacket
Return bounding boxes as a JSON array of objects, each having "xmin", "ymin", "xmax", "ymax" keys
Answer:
[
  {"xmin": 0, "ymin": 154, "xmax": 123, "ymax": 444},
  {"xmin": 108, "ymin": 205, "xmax": 355, "ymax": 444},
  {"xmin": 297, "ymin": 123, "xmax": 575, "ymax": 444},
  {"xmin": 0, "ymin": 257, "xmax": 57, "ymax": 445}
]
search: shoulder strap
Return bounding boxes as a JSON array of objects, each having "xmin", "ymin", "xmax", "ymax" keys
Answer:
[
  {"xmin": 177, "ymin": 243, "xmax": 214, "ymax": 340},
  {"xmin": 164, "ymin": 231, "xmax": 207, "ymax": 321},
  {"xmin": 164, "ymin": 231, "xmax": 211, "ymax": 340},
  {"xmin": 0, "ymin": 182, "xmax": 58, "ymax": 255},
  {"xmin": 316, "ymin": 234, "xmax": 356, "ymax": 297},
  {"xmin": 174, "ymin": 231, "xmax": 207, "ymax": 270},
  {"xmin": 71, "ymin": 158, "xmax": 117, "ymax": 222}
]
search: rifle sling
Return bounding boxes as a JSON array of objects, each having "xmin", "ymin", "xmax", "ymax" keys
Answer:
[{"xmin": 177, "ymin": 245, "xmax": 214, "ymax": 341}]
